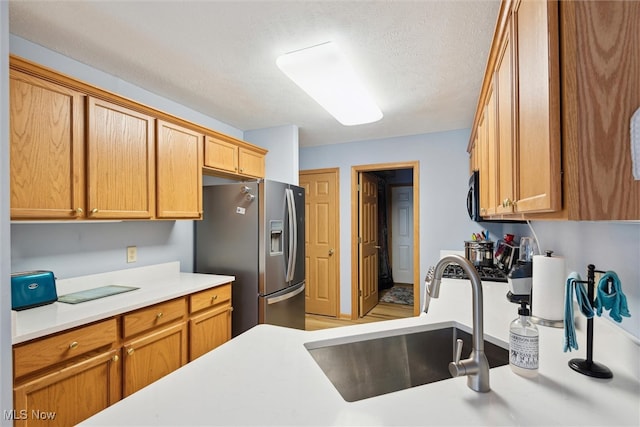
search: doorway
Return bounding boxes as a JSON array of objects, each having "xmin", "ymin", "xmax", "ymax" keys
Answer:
[{"xmin": 351, "ymin": 162, "xmax": 420, "ymax": 318}]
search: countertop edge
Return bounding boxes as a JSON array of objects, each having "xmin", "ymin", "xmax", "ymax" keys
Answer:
[{"xmin": 12, "ymin": 267, "xmax": 235, "ymax": 345}]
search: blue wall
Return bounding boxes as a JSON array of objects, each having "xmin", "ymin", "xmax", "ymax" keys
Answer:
[
  {"xmin": 245, "ymin": 124, "xmax": 300, "ymax": 185},
  {"xmin": 300, "ymin": 129, "xmax": 482, "ymax": 316},
  {"xmin": 301, "ymin": 134, "xmax": 640, "ymax": 339},
  {"xmin": 10, "ymin": 221, "xmax": 194, "ymax": 279}
]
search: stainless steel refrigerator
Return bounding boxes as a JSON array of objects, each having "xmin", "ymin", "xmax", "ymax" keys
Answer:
[{"xmin": 195, "ymin": 180, "xmax": 305, "ymax": 337}]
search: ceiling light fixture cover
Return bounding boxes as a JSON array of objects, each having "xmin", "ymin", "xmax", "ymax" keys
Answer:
[{"xmin": 276, "ymin": 42, "xmax": 383, "ymax": 126}]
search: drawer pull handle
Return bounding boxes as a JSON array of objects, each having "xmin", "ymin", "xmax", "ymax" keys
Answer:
[
  {"xmin": 113, "ymin": 355, "xmax": 119, "ymax": 362},
  {"xmin": 69, "ymin": 341, "xmax": 79, "ymax": 350},
  {"xmin": 127, "ymin": 348, "xmax": 135, "ymax": 356},
  {"xmin": 91, "ymin": 208, "xmax": 99, "ymax": 214},
  {"xmin": 156, "ymin": 312, "xmax": 163, "ymax": 319},
  {"xmin": 75, "ymin": 207, "xmax": 84, "ymax": 215},
  {"xmin": 211, "ymin": 295, "xmax": 218, "ymax": 303}
]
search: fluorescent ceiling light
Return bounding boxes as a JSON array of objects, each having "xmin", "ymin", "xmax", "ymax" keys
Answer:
[{"xmin": 276, "ymin": 42, "xmax": 383, "ymax": 126}]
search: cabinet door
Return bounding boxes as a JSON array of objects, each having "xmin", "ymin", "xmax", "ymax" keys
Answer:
[
  {"xmin": 123, "ymin": 322, "xmax": 187, "ymax": 397},
  {"xmin": 495, "ymin": 16, "xmax": 516, "ymax": 215},
  {"xmin": 13, "ymin": 349, "xmax": 121, "ymax": 427},
  {"xmin": 204, "ymin": 135, "xmax": 238, "ymax": 173},
  {"xmin": 484, "ymin": 85, "xmax": 498, "ymax": 216},
  {"xmin": 189, "ymin": 304, "xmax": 232, "ymax": 361},
  {"xmin": 477, "ymin": 112, "xmax": 489, "ymax": 217},
  {"xmin": 238, "ymin": 147, "xmax": 265, "ymax": 178},
  {"xmin": 87, "ymin": 97, "xmax": 155, "ymax": 219},
  {"xmin": 156, "ymin": 120, "xmax": 203, "ymax": 219},
  {"xmin": 560, "ymin": 1, "xmax": 640, "ymax": 220},
  {"xmin": 9, "ymin": 70, "xmax": 85, "ymax": 219},
  {"xmin": 513, "ymin": 0, "xmax": 561, "ymax": 213}
]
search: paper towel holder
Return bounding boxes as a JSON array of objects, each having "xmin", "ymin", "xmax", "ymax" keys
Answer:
[
  {"xmin": 530, "ymin": 250, "xmax": 564, "ymax": 328},
  {"xmin": 568, "ymin": 264, "xmax": 613, "ymax": 379}
]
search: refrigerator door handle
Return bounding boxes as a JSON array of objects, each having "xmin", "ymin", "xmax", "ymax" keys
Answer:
[
  {"xmin": 266, "ymin": 282, "xmax": 305, "ymax": 305},
  {"xmin": 285, "ymin": 188, "xmax": 297, "ymax": 282}
]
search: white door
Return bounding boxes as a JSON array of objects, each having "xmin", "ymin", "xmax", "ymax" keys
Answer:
[{"xmin": 391, "ymin": 186, "xmax": 413, "ymax": 284}]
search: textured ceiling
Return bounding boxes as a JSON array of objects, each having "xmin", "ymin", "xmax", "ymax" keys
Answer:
[{"xmin": 9, "ymin": 0, "xmax": 500, "ymax": 147}]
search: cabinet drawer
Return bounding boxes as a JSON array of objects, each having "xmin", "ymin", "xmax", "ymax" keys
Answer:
[
  {"xmin": 189, "ymin": 283, "xmax": 231, "ymax": 314},
  {"xmin": 123, "ymin": 297, "xmax": 187, "ymax": 338},
  {"xmin": 14, "ymin": 318, "xmax": 117, "ymax": 379}
]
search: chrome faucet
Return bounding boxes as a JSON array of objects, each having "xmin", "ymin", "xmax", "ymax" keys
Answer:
[{"xmin": 426, "ymin": 254, "xmax": 490, "ymax": 392}]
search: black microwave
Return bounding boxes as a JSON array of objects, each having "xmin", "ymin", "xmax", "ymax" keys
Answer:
[
  {"xmin": 467, "ymin": 170, "xmax": 482, "ymax": 221},
  {"xmin": 468, "ymin": 171, "xmax": 524, "ymax": 224}
]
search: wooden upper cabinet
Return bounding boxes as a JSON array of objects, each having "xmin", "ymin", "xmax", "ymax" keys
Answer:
[
  {"xmin": 204, "ymin": 135, "xmax": 266, "ymax": 178},
  {"xmin": 560, "ymin": 1, "xmax": 640, "ymax": 220},
  {"xmin": 156, "ymin": 120, "xmax": 203, "ymax": 219},
  {"xmin": 9, "ymin": 69, "xmax": 86, "ymax": 219},
  {"xmin": 512, "ymin": 0, "xmax": 561, "ymax": 214},
  {"xmin": 9, "ymin": 56, "xmax": 269, "ymax": 221},
  {"xmin": 87, "ymin": 97, "xmax": 155, "ymax": 219},
  {"xmin": 204, "ymin": 135, "xmax": 238, "ymax": 173},
  {"xmin": 477, "ymin": 112, "xmax": 489, "ymax": 216},
  {"xmin": 239, "ymin": 147, "xmax": 265, "ymax": 178},
  {"xmin": 477, "ymin": 84, "xmax": 499, "ymax": 217},
  {"xmin": 484, "ymin": 84, "xmax": 498, "ymax": 216},
  {"xmin": 495, "ymin": 12, "xmax": 516, "ymax": 215}
]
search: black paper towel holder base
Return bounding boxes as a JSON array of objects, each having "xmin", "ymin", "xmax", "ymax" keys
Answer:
[{"xmin": 568, "ymin": 264, "xmax": 613, "ymax": 379}]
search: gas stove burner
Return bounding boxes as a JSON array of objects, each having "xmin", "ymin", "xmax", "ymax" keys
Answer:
[{"xmin": 441, "ymin": 264, "xmax": 507, "ymax": 283}]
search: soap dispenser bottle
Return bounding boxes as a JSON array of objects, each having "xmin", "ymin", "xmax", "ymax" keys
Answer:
[{"xmin": 509, "ymin": 302, "xmax": 539, "ymax": 377}]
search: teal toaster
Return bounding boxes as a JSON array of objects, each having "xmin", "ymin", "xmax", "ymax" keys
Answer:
[{"xmin": 11, "ymin": 270, "xmax": 58, "ymax": 310}]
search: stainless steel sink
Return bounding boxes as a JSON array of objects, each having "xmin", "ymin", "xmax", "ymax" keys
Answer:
[{"xmin": 304, "ymin": 323, "xmax": 508, "ymax": 402}]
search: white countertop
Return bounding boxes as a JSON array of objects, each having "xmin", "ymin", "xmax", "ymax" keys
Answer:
[
  {"xmin": 81, "ymin": 277, "xmax": 640, "ymax": 426},
  {"xmin": 12, "ymin": 262, "xmax": 234, "ymax": 344}
]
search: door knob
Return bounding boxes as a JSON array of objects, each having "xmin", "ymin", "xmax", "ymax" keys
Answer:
[{"xmin": 328, "ymin": 248, "xmax": 335, "ymax": 256}]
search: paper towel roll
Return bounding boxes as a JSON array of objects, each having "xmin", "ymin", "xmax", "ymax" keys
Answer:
[{"xmin": 532, "ymin": 254, "xmax": 566, "ymax": 321}]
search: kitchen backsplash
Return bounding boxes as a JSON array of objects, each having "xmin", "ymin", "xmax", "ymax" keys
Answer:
[
  {"xmin": 486, "ymin": 220, "xmax": 640, "ymax": 339},
  {"xmin": 10, "ymin": 221, "xmax": 194, "ymax": 279}
]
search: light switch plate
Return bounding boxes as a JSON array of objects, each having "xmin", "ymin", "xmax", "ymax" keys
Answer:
[{"xmin": 127, "ymin": 246, "xmax": 137, "ymax": 263}]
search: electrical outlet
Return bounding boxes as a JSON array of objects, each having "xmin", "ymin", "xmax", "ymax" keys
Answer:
[{"xmin": 127, "ymin": 246, "xmax": 137, "ymax": 263}]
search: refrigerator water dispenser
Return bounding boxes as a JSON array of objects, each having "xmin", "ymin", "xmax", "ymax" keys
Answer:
[{"xmin": 270, "ymin": 220, "xmax": 283, "ymax": 255}]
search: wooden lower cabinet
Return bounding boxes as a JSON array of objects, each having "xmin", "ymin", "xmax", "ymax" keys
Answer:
[
  {"xmin": 13, "ymin": 349, "xmax": 121, "ymax": 427},
  {"xmin": 123, "ymin": 322, "xmax": 188, "ymax": 397},
  {"xmin": 12, "ymin": 284, "xmax": 232, "ymax": 425},
  {"xmin": 190, "ymin": 305, "xmax": 231, "ymax": 361},
  {"xmin": 189, "ymin": 283, "xmax": 232, "ymax": 361}
]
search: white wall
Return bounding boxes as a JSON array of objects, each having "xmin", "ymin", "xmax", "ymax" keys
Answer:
[
  {"xmin": 299, "ymin": 129, "xmax": 480, "ymax": 315},
  {"xmin": 0, "ymin": 2, "xmax": 13, "ymax": 420},
  {"xmin": 245, "ymin": 124, "xmax": 299, "ymax": 185}
]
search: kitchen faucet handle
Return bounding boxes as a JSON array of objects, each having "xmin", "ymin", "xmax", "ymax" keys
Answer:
[
  {"xmin": 454, "ymin": 338, "xmax": 463, "ymax": 364},
  {"xmin": 449, "ymin": 338, "xmax": 465, "ymax": 378}
]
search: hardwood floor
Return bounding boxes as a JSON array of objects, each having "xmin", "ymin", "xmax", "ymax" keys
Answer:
[{"xmin": 305, "ymin": 301, "xmax": 414, "ymax": 331}]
